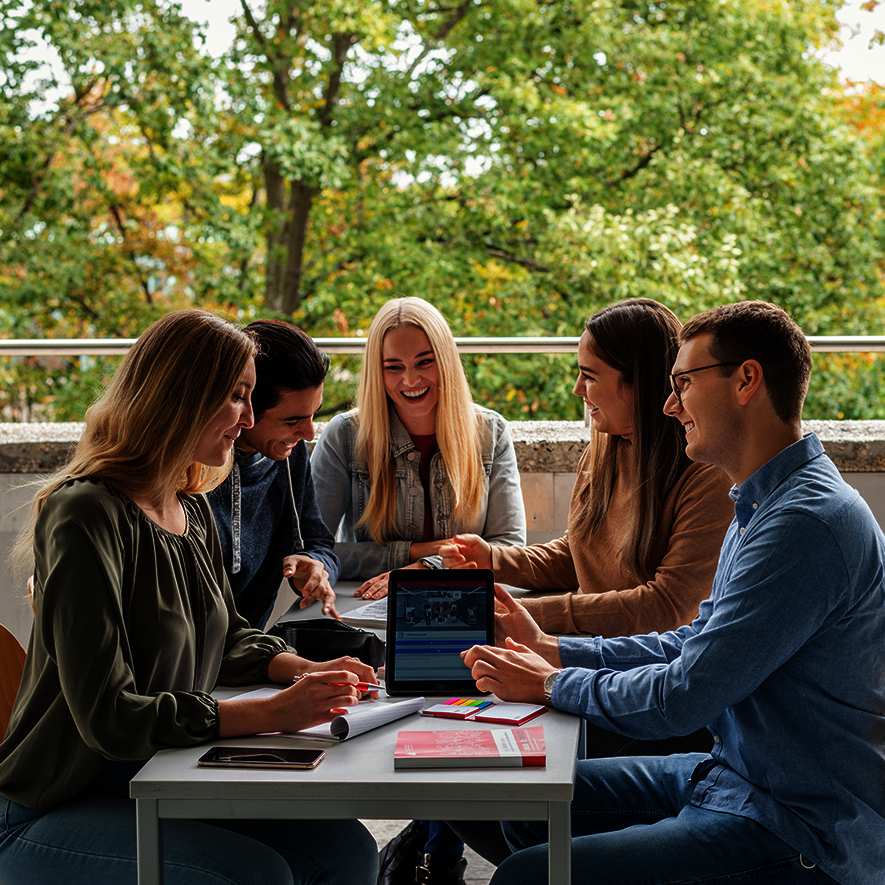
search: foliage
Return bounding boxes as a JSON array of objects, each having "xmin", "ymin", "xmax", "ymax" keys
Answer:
[{"xmin": 0, "ymin": 0, "xmax": 884, "ymax": 421}]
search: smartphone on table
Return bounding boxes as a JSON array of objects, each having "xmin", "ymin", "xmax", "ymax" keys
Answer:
[{"xmin": 197, "ymin": 747, "xmax": 325, "ymax": 770}]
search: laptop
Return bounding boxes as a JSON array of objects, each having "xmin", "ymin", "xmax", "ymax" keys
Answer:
[{"xmin": 384, "ymin": 569, "xmax": 495, "ymax": 696}]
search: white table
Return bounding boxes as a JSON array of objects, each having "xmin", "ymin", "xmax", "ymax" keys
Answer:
[
  {"xmin": 131, "ymin": 697, "xmax": 579, "ymax": 885},
  {"xmin": 132, "ymin": 581, "xmax": 579, "ymax": 884}
]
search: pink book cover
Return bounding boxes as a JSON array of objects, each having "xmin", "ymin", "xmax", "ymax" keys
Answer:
[{"xmin": 394, "ymin": 725, "xmax": 546, "ymax": 769}]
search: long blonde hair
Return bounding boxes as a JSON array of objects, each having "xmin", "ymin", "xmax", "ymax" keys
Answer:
[
  {"xmin": 13, "ymin": 309, "xmax": 256, "ymax": 571},
  {"xmin": 355, "ymin": 297, "xmax": 484, "ymax": 543}
]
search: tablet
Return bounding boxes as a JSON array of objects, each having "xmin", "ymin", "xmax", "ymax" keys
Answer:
[{"xmin": 385, "ymin": 568, "xmax": 494, "ymax": 696}]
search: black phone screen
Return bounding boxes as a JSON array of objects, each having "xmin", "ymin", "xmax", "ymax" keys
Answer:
[{"xmin": 197, "ymin": 747, "xmax": 325, "ymax": 769}]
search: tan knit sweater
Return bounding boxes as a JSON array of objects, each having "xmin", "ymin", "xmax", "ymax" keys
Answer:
[{"xmin": 491, "ymin": 444, "xmax": 734, "ymax": 637}]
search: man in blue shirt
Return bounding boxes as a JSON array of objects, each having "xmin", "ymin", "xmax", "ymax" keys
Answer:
[
  {"xmin": 208, "ymin": 320, "xmax": 340, "ymax": 629},
  {"xmin": 464, "ymin": 301, "xmax": 885, "ymax": 885}
]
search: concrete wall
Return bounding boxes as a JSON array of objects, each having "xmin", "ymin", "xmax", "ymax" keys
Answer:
[{"xmin": 3, "ymin": 420, "xmax": 885, "ymax": 645}]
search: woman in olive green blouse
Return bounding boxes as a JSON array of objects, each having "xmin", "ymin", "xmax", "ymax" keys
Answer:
[{"xmin": 0, "ymin": 310, "xmax": 378, "ymax": 885}]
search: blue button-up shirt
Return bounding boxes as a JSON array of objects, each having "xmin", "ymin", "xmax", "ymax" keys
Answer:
[{"xmin": 555, "ymin": 434, "xmax": 885, "ymax": 885}]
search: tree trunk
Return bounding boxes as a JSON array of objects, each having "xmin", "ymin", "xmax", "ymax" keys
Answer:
[
  {"xmin": 264, "ymin": 155, "xmax": 287, "ymax": 312},
  {"xmin": 280, "ymin": 180, "xmax": 318, "ymax": 315},
  {"xmin": 263, "ymin": 154, "xmax": 318, "ymax": 316}
]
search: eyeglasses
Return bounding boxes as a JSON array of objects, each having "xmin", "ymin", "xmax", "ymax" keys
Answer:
[{"xmin": 669, "ymin": 362, "xmax": 741, "ymax": 405}]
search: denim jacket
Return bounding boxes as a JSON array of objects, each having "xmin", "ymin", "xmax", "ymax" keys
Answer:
[{"xmin": 310, "ymin": 406, "xmax": 526, "ymax": 579}]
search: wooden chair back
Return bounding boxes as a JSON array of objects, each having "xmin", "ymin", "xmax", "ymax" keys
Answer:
[{"xmin": 0, "ymin": 624, "xmax": 26, "ymax": 737}]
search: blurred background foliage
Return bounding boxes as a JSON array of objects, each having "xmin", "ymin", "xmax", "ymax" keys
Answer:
[{"xmin": 0, "ymin": 0, "xmax": 883, "ymax": 422}]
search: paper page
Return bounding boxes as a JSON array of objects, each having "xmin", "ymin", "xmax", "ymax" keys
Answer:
[
  {"xmin": 230, "ymin": 689, "xmax": 424, "ymax": 741},
  {"xmin": 330, "ymin": 696, "xmax": 425, "ymax": 739},
  {"xmin": 342, "ymin": 598, "xmax": 388, "ymax": 622}
]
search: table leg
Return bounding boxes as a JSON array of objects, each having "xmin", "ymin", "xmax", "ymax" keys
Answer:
[
  {"xmin": 547, "ymin": 800, "xmax": 571, "ymax": 885},
  {"xmin": 136, "ymin": 798, "xmax": 163, "ymax": 885}
]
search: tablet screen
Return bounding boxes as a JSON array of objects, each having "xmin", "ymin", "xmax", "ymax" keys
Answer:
[{"xmin": 385, "ymin": 569, "xmax": 494, "ymax": 696}]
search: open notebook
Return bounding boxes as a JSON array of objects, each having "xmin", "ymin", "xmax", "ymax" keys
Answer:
[{"xmin": 231, "ymin": 688, "xmax": 424, "ymax": 741}]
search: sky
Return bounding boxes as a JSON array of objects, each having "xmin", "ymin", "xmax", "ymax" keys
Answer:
[
  {"xmin": 177, "ymin": 0, "xmax": 884, "ymax": 82},
  {"xmin": 819, "ymin": 0, "xmax": 885, "ymax": 82}
]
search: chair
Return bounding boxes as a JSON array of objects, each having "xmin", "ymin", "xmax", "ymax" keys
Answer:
[{"xmin": 0, "ymin": 623, "xmax": 26, "ymax": 736}]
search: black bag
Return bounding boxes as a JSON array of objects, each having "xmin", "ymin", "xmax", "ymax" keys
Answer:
[{"xmin": 268, "ymin": 618, "xmax": 386, "ymax": 669}]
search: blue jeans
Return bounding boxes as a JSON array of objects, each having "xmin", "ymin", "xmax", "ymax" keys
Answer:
[
  {"xmin": 0, "ymin": 795, "xmax": 378, "ymax": 885},
  {"xmin": 492, "ymin": 755, "xmax": 839, "ymax": 885},
  {"xmin": 420, "ymin": 820, "xmax": 464, "ymax": 857}
]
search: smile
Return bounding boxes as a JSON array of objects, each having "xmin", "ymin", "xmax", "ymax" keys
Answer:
[
  {"xmin": 402, "ymin": 387, "xmax": 430, "ymax": 399},
  {"xmin": 684, "ymin": 422, "xmax": 695, "ymax": 433}
]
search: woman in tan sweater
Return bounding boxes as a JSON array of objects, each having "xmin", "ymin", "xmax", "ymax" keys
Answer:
[{"xmin": 443, "ymin": 297, "xmax": 734, "ymax": 639}]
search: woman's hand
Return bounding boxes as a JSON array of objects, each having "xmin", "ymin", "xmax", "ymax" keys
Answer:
[
  {"xmin": 269, "ymin": 652, "xmax": 378, "ymax": 695},
  {"xmin": 217, "ymin": 669, "xmax": 362, "ymax": 737},
  {"xmin": 407, "ymin": 540, "xmax": 447, "ymax": 562},
  {"xmin": 300, "ymin": 655, "xmax": 379, "ymax": 697},
  {"xmin": 354, "ymin": 571, "xmax": 391, "ymax": 599},
  {"xmin": 439, "ymin": 534, "xmax": 492, "ymax": 570},
  {"xmin": 354, "ymin": 555, "xmax": 436, "ymax": 599},
  {"xmin": 283, "ymin": 554, "xmax": 340, "ymax": 619}
]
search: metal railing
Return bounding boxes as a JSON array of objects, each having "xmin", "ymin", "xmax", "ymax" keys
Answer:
[{"xmin": 0, "ymin": 336, "xmax": 884, "ymax": 356}]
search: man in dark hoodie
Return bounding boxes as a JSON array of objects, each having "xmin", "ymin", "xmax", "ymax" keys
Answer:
[{"xmin": 209, "ymin": 320, "xmax": 340, "ymax": 629}]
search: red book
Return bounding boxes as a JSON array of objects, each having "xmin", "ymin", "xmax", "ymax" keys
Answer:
[{"xmin": 394, "ymin": 726, "xmax": 546, "ymax": 769}]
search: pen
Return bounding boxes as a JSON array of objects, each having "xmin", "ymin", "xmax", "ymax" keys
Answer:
[{"xmin": 293, "ymin": 674, "xmax": 383, "ymax": 691}]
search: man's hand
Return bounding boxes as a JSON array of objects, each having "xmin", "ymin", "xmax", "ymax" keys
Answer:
[
  {"xmin": 439, "ymin": 534, "xmax": 491, "ymax": 570},
  {"xmin": 492, "ymin": 583, "xmax": 562, "ymax": 665},
  {"xmin": 283, "ymin": 554, "xmax": 339, "ymax": 619},
  {"xmin": 462, "ymin": 638, "xmax": 557, "ymax": 704}
]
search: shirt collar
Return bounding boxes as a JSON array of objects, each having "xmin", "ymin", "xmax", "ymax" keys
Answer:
[
  {"xmin": 730, "ymin": 432, "xmax": 825, "ymax": 511},
  {"xmin": 388, "ymin": 408, "xmax": 418, "ymax": 456}
]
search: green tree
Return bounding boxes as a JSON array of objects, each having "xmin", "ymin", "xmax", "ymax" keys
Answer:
[{"xmin": 1, "ymin": 0, "xmax": 884, "ymax": 421}]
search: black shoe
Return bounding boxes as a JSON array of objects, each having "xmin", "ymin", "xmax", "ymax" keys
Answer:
[
  {"xmin": 416, "ymin": 853, "xmax": 468, "ymax": 885},
  {"xmin": 378, "ymin": 822, "xmax": 426, "ymax": 885}
]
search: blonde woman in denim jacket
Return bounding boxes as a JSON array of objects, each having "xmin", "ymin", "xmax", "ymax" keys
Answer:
[
  {"xmin": 312, "ymin": 405, "xmax": 525, "ymax": 593},
  {"xmin": 311, "ymin": 297, "xmax": 526, "ymax": 600},
  {"xmin": 310, "ymin": 297, "xmax": 526, "ymax": 885}
]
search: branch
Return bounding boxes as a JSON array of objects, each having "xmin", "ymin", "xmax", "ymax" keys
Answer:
[
  {"xmin": 6, "ymin": 81, "xmax": 107, "ymax": 239},
  {"xmin": 66, "ymin": 293, "xmax": 100, "ymax": 321},
  {"xmin": 485, "ymin": 247, "xmax": 550, "ymax": 272},
  {"xmin": 240, "ymin": 0, "xmax": 291, "ymax": 110},
  {"xmin": 109, "ymin": 205, "xmax": 153, "ymax": 304},
  {"xmin": 405, "ymin": 0, "xmax": 472, "ymax": 80},
  {"xmin": 319, "ymin": 32, "xmax": 359, "ymax": 128},
  {"xmin": 604, "ymin": 141, "xmax": 664, "ymax": 187}
]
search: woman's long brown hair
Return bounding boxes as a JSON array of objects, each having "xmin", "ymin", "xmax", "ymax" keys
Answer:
[{"xmin": 574, "ymin": 298, "xmax": 691, "ymax": 580}]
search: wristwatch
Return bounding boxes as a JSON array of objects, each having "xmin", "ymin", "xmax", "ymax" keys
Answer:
[{"xmin": 543, "ymin": 669, "xmax": 562, "ymax": 703}]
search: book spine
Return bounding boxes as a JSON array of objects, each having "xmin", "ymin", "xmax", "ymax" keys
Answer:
[
  {"xmin": 422, "ymin": 711, "xmax": 476, "ymax": 720},
  {"xmin": 394, "ymin": 753, "xmax": 545, "ymax": 770}
]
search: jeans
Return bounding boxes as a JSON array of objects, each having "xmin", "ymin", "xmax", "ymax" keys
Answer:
[
  {"xmin": 0, "ymin": 795, "xmax": 379, "ymax": 885},
  {"xmin": 421, "ymin": 820, "xmax": 464, "ymax": 858},
  {"xmin": 492, "ymin": 755, "xmax": 839, "ymax": 885}
]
